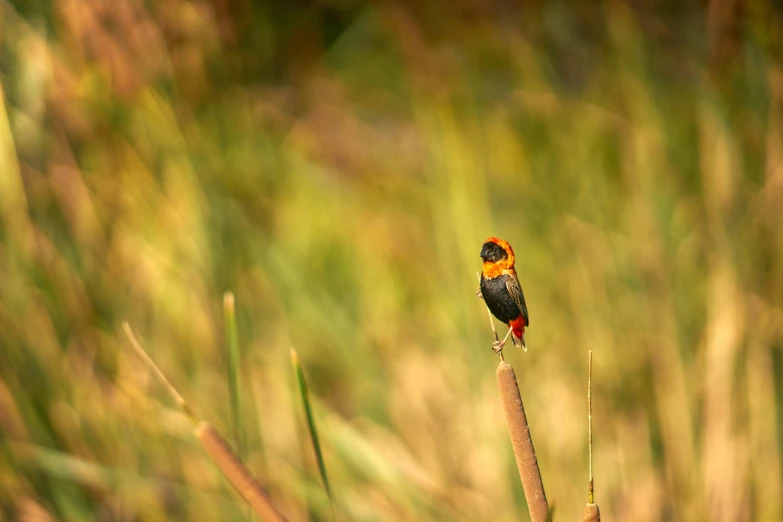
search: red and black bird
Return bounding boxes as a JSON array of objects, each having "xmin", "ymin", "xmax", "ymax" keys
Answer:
[{"xmin": 479, "ymin": 237, "xmax": 530, "ymax": 351}]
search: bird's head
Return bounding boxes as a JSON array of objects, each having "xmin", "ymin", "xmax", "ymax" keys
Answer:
[{"xmin": 480, "ymin": 237, "xmax": 516, "ymax": 268}]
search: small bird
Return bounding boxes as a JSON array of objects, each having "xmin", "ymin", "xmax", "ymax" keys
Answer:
[{"xmin": 479, "ymin": 237, "xmax": 530, "ymax": 351}]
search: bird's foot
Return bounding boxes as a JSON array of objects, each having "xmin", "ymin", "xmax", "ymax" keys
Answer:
[
  {"xmin": 475, "ymin": 289, "xmax": 483, "ymax": 299},
  {"xmin": 491, "ymin": 339, "xmax": 505, "ymax": 353}
]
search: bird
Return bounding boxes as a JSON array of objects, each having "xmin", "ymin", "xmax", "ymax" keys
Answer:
[{"xmin": 478, "ymin": 237, "xmax": 530, "ymax": 352}]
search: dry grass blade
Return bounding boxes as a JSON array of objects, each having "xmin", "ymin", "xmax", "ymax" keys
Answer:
[
  {"xmin": 122, "ymin": 322, "xmax": 197, "ymax": 424},
  {"xmin": 496, "ymin": 361, "xmax": 549, "ymax": 522},
  {"xmin": 196, "ymin": 422, "xmax": 288, "ymax": 522},
  {"xmin": 291, "ymin": 349, "xmax": 335, "ymax": 510}
]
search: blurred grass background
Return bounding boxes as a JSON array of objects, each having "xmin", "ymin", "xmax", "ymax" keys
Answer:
[{"xmin": 1, "ymin": 0, "xmax": 782, "ymax": 520}]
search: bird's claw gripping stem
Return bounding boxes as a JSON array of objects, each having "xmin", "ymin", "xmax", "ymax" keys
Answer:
[{"xmin": 491, "ymin": 340, "xmax": 505, "ymax": 353}]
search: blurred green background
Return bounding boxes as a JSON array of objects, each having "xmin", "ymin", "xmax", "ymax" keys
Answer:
[{"xmin": 1, "ymin": 0, "xmax": 782, "ymax": 520}]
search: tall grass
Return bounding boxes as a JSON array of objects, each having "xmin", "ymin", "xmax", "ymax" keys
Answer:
[{"xmin": 0, "ymin": 1, "xmax": 782, "ymax": 520}]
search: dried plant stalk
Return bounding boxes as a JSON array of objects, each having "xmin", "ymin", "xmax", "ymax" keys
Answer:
[
  {"xmin": 196, "ymin": 422, "xmax": 288, "ymax": 522},
  {"xmin": 123, "ymin": 323, "xmax": 198, "ymax": 423},
  {"xmin": 496, "ymin": 361, "xmax": 549, "ymax": 522}
]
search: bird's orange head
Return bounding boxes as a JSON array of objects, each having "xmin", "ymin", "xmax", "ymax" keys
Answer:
[{"xmin": 480, "ymin": 237, "xmax": 516, "ymax": 278}]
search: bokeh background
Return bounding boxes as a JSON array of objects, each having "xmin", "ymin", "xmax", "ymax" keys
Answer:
[{"xmin": 1, "ymin": 0, "xmax": 782, "ymax": 520}]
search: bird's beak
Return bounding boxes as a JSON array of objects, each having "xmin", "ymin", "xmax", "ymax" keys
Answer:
[{"xmin": 480, "ymin": 244, "xmax": 492, "ymax": 262}]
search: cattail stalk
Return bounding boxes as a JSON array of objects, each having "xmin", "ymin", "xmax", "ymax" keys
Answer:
[
  {"xmin": 496, "ymin": 361, "xmax": 549, "ymax": 522},
  {"xmin": 582, "ymin": 503, "xmax": 601, "ymax": 522}
]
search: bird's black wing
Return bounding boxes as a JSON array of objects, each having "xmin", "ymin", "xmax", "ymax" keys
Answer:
[{"xmin": 505, "ymin": 272, "xmax": 529, "ymax": 326}]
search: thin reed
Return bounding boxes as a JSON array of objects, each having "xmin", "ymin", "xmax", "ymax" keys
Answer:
[{"xmin": 583, "ymin": 351, "xmax": 601, "ymax": 522}]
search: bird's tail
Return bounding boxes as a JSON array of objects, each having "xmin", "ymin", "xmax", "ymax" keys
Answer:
[{"xmin": 511, "ymin": 333, "xmax": 527, "ymax": 351}]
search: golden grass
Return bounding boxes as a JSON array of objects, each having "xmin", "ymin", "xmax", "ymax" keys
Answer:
[{"xmin": 1, "ymin": 1, "xmax": 782, "ymax": 520}]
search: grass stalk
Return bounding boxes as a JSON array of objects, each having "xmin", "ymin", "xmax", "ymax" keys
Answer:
[
  {"xmin": 224, "ymin": 291, "xmax": 245, "ymax": 458},
  {"xmin": 496, "ymin": 360, "xmax": 549, "ymax": 522},
  {"xmin": 290, "ymin": 349, "xmax": 335, "ymax": 512}
]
